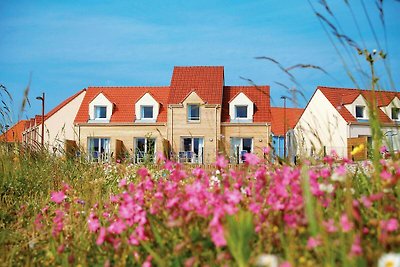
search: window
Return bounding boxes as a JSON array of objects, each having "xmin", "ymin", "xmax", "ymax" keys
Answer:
[
  {"xmin": 235, "ymin": 105, "xmax": 248, "ymax": 118},
  {"xmin": 230, "ymin": 137, "xmax": 253, "ymax": 163},
  {"xmin": 135, "ymin": 138, "xmax": 155, "ymax": 163},
  {"xmin": 392, "ymin": 107, "xmax": 399, "ymax": 120},
  {"xmin": 141, "ymin": 106, "xmax": 153, "ymax": 119},
  {"xmin": 95, "ymin": 106, "xmax": 107, "ymax": 119},
  {"xmin": 88, "ymin": 138, "xmax": 110, "ymax": 162},
  {"xmin": 355, "ymin": 105, "xmax": 365, "ymax": 118},
  {"xmin": 188, "ymin": 104, "xmax": 200, "ymax": 121},
  {"xmin": 180, "ymin": 137, "xmax": 204, "ymax": 164}
]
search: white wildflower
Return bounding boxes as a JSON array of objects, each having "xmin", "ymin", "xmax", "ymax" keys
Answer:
[
  {"xmin": 378, "ymin": 253, "xmax": 400, "ymax": 267},
  {"xmin": 255, "ymin": 254, "xmax": 278, "ymax": 267},
  {"xmin": 319, "ymin": 183, "xmax": 334, "ymax": 193}
]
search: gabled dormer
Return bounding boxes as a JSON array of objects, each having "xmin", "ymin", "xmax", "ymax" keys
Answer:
[
  {"xmin": 88, "ymin": 92, "xmax": 113, "ymax": 123},
  {"xmin": 229, "ymin": 92, "xmax": 254, "ymax": 123},
  {"xmin": 135, "ymin": 92, "xmax": 160, "ymax": 123},
  {"xmin": 344, "ymin": 94, "xmax": 369, "ymax": 121},
  {"xmin": 381, "ymin": 96, "xmax": 400, "ymax": 121},
  {"xmin": 181, "ymin": 91, "xmax": 206, "ymax": 123}
]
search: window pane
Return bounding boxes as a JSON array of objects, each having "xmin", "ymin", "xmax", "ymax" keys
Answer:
[
  {"xmin": 95, "ymin": 106, "xmax": 107, "ymax": 118},
  {"xmin": 355, "ymin": 106, "xmax": 364, "ymax": 118},
  {"xmin": 183, "ymin": 138, "xmax": 192, "ymax": 152},
  {"xmin": 188, "ymin": 105, "xmax": 200, "ymax": 120},
  {"xmin": 193, "ymin": 138, "xmax": 199, "ymax": 154},
  {"xmin": 236, "ymin": 106, "xmax": 247, "ymax": 118},
  {"xmin": 136, "ymin": 138, "xmax": 145, "ymax": 152},
  {"xmin": 142, "ymin": 106, "xmax": 153, "ymax": 119},
  {"xmin": 392, "ymin": 107, "xmax": 399, "ymax": 120},
  {"xmin": 242, "ymin": 138, "xmax": 252, "ymax": 153},
  {"xmin": 147, "ymin": 138, "xmax": 155, "ymax": 154}
]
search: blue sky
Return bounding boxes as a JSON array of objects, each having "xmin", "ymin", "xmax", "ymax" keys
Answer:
[{"xmin": 0, "ymin": 0, "xmax": 399, "ymax": 122}]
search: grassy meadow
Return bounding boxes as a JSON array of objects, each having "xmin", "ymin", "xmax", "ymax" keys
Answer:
[{"xmin": 0, "ymin": 146, "xmax": 399, "ymax": 266}]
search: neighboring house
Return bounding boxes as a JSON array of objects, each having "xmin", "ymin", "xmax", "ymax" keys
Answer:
[
  {"xmin": 295, "ymin": 86, "xmax": 400, "ymax": 159},
  {"xmin": 270, "ymin": 107, "xmax": 303, "ymax": 160},
  {"xmin": 22, "ymin": 89, "xmax": 86, "ymax": 153},
  {"xmin": 0, "ymin": 120, "xmax": 29, "ymax": 143},
  {"xmin": 75, "ymin": 66, "xmax": 272, "ymax": 164}
]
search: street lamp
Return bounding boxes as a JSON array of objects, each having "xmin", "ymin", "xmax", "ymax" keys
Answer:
[
  {"xmin": 281, "ymin": 96, "xmax": 287, "ymax": 159},
  {"xmin": 36, "ymin": 93, "xmax": 45, "ymax": 147}
]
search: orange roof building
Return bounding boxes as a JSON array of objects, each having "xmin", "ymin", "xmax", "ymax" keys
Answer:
[
  {"xmin": 295, "ymin": 86, "xmax": 400, "ymax": 159},
  {"xmin": 1, "ymin": 120, "xmax": 29, "ymax": 142}
]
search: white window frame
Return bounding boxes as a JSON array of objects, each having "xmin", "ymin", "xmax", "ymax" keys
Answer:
[
  {"xmin": 134, "ymin": 137, "xmax": 156, "ymax": 163},
  {"xmin": 230, "ymin": 137, "xmax": 253, "ymax": 163},
  {"xmin": 141, "ymin": 105, "xmax": 154, "ymax": 120},
  {"xmin": 187, "ymin": 104, "xmax": 200, "ymax": 122},
  {"xmin": 235, "ymin": 105, "xmax": 248, "ymax": 119},
  {"xmin": 88, "ymin": 137, "xmax": 111, "ymax": 162},
  {"xmin": 355, "ymin": 105, "xmax": 365, "ymax": 119},
  {"xmin": 94, "ymin": 105, "xmax": 107, "ymax": 120}
]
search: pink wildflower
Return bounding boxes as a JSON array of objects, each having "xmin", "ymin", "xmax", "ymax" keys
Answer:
[
  {"xmin": 155, "ymin": 152, "xmax": 166, "ymax": 162},
  {"xmin": 340, "ymin": 214, "xmax": 353, "ymax": 232},
  {"xmin": 88, "ymin": 212, "xmax": 100, "ymax": 232},
  {"xmin": 107, "ymin": 219, "xmax": 126, "ymax": 234},
  {"xmin": 262, "ymin": 146, "xmax": 270, "ymax": 154},
  {"xmin": 350, "ymin": 235, "xmax": 362, "ymax": 256},
  {"xmin": 215, "ymin": 155, "xmax": 228, "ymax": 169},
  {"xmin": 244, "ymin": 153, "xmax": 260, "ymax": 166},
  {"xmin": 280, "ymin": 262, "xmax": 292, "ymax": 267},
  {"xmin": 50, "ymin": 191, "xmax": 66, "ymax": 204},
  {"xmin": 380, "ymin": 218, "xmax": 399, "ymax": 232},
  {"xmin": 96, "ymin": 227, "xmax": 106, "ymax": 245},
  {"xmin": 323, "ymin": 219, "xmax": 337, "ymax": 233},
  {"xmin": 137, "ymin": 167, "xmax": 149, "ymax": 178},
  {"xmin": 119, "ymin": 179, "xmax": 127, "ymax": 187},
  {"xmin": 307, "ymin": 236, "xmax": 321, "ymax": 249},
  {"xmin": 210, "ymin": 223, "xmax": 226, "ymax": 247},
  {"xmin": 380, "ymin": 170, "xmax": 392, "ymax": 181}
]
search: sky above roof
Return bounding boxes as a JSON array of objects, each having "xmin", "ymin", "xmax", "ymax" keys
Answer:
[{"xmin": 0, "ymin": 0, "xmax": 399, "ymax": 123}]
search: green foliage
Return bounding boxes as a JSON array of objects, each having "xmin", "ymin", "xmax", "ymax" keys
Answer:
[{"xmin": 225, "ymin": 210, "xmax": 255, "ymax": 267}]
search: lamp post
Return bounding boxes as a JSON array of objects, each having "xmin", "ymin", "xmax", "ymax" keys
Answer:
[
  {"xmin": 281, "ymin": 96, "xmax": 287, "ymax": 159},
  {"xmin": 36, "ymin": 93, "xmax": 45, "ymax": 147}
]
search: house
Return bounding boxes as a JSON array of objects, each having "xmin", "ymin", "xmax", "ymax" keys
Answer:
[
  {"xmin": 22, "ymin": 89, "xmax": 86, "ymax": 153},
  {"xmin": 295, "ymin": 86, "xmax": 400, "ymax": 159},
  {"xmin": 74, "ymin": 66, "xmax": 272, "ymax": 164},
  {"xmin": 270, "ymin": 107, "xmax": 303, "ymax": 160},
  {"xmin": 0, "ymin": 120, "xmax": 29, "ymax": 143}
]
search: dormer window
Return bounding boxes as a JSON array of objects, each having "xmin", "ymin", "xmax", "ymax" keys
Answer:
[
  {"xmin": 141, "ymin": 106, "xmax": 154, "ymax": 119},
  {"xmin": 392, "ymin": 107, "xmax": 399, "ymax": 120},
  {"xmin": 95, "ymin": 106, "xmax": 107, "ymax": 119},
  {"xmin": 355, "ymin": 105, "xmax": 365, "ymax": 119},
  {"xmin": 235, "ymin": 105, "xmax": 248, "ymax": 119},
  {"xmin": 188, "ymin": 104, "xmax": 200, "ymax": 121}
]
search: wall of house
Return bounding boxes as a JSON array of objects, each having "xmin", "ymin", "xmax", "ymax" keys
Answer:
[
  {"xmin": 350, "ymin": 124, "xmax": 400, "ymax": 151},
  {"xmin": 167, "ymin": 92, "xmax": 221, "ymax": 164},
  {"xmin": 220, "ymin": 124, "xmax": 270, "ymax": 160},
  {"xmin": 294, "ymin": 89, "xmax": 348, "ymax": 157},
  {"xmin": 78, "ymin": 124, "xmax": 167, "ymax": 160},
  {"xmin": 44, "ymin": 91, "xmax": 86, "ymax": 153}
]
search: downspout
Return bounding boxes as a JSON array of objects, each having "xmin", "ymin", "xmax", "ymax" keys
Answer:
[
  {"xmin": 215, "ymin": 105, "xmax": 218, "ymax": 158},
  {"xmin": 171, "ymin": 106, "xmax": 174, "ymax": 158}
]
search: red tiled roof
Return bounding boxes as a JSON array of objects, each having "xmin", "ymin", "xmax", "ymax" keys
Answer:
[
  {"xmin": 271, "ymin": 107, "xmax": 303, "ymax": 136},
  {"xmin": 74, "ymin": 86, "xmax": 170, "ymax": 123},
  {"xmin": 0, "ymin": 120, "xmax": 29, "ymax": 142},
  {"xmin": 221, "ymin": 86, "xmax": 271, "ymax": 123},
  {"xmin": 169, "ymin": 66, "xmax": 224, "ymax": 105},
  {"xmin": 318, "ymin": 86, "xmax": 399, "ymax": 124}
]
